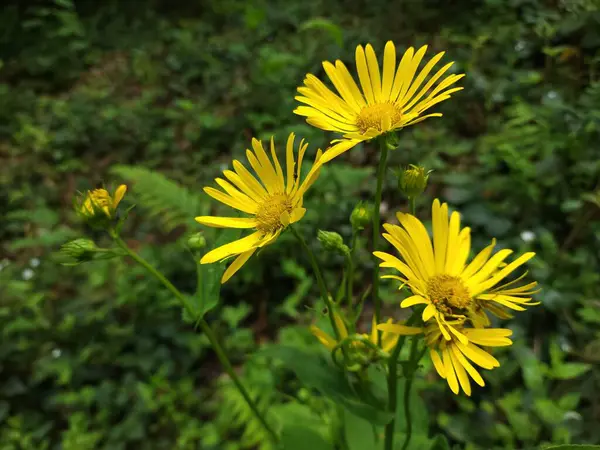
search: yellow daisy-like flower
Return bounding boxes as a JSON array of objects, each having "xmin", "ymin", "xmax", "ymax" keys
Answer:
[
  {"xmin": 378, "ymin": 321, "xmax": 513, "ymax": 396},
  {"xmin": 294, "ymin": 41, "xmax": 464, "ymax": 163},
  {"xmin": 78, "ymin": 185, "xmax": 127, "ymax": 220},
  {"xmin": 374, "ymin": 199, "xmax": 539, "ymax": 343},
  {"xmin": 196, "ymin": 133, "xmax": 323, "ymax": 283},
  {"xmin": 311, "ymin": 311, "xmax": 421, "ymax": 354}
]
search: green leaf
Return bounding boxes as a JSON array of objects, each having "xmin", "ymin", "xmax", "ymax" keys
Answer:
[
  {"xmin": 550, "ymin": 362, "xmax": 592, "ymax": 380},
  {"xmin": 261, "ymin": 346, "xmax": 393, "ymax": 425},
  {"xmin": 428, "ymin": 434, "xmax": 451, "ymax": 450},
  {"xmin": 281, "ymin": 423, "xmax": 334, "ymax": 450},
  {"xmin": 344, "ymin": 409, "xmax": 379, "ymax": 450}
]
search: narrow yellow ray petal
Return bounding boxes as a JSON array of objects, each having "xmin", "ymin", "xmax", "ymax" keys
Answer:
[
  {"xmin": 355, "ymin": 45, "xmax": 375, "ymax": 104},
  {"xmin": 195, "ymin": 216, "xmax": 257, "ymax": 228},
  {"xmin": 221, "ymin": 248, "xmax": 257, "ymax": 283},
  {"xmin": 456, "ymin": 341, "xmax": 499, "ymax": 369},
  {"xmin": 390, "ymin": 46, "xmax": 415, "ymax": 102},
  {"xmin": 461, "ymin": 239, "xmax": 496, "ymax": 279},
  {"xmin": 365, "ymin": 44, "xmax": 382, "ymax": 103},
  {"xmin": 395, "ymin": 45, "xmax": 428, "ymax": 105},
  {"xmin": 203, "ymin": 187, "xmax": 257, "ymax": 214},
  {"xmin": 443, "ymin": 347, "xmax": 460, "ymax": 394},
  {"xmin": 285, "ymin": 133, "xmax": 296, "ymax": 193},
  {"xmin": 401, "ymin": 61, "xmax": 455, "ymax": 112},
  {"xmin": 232, "ymin": 160, "xmax": 269, "ymax": 197},
  {"xmin": 270, "ymin": 136, "xmax": 285, "ymax": 190},
  {"xmin": 397, "ymin": 51, "xmax": 445, "ymax": 108},
  {"xmin": 377, "ymin": 323, "xmax": 423, "ymax": 335},
  {"xmin": 471, "ymin": 252, "xmax": 536, "ymax": 295},
  {"xmin": 334, "ymin": 60, "xmax": 367, "ymax": 109},
  {"xmin": 400, "ymin": 295, "xmax": 429, "ymax": 308},
  {"xmin": 381, "ymin": 41, "xmax": 396, "ymax": 100},
  {"xmin": 200, "ymin": 231, "xmax": 263, "ymax": 264},
  {"xmin": 450, "ymin": 344, "xmax": 485, "ymax": 387},
  {"xmin": 450, "ymin": 348, "xmax": 472, "ymax": 396},
  {"xmin": 430, "ymin": 349, "xmax": 446, "ymax": 378},
  {"xmin": 432, "ymin": 199, "xmax": 449, "ymax": 272},
  {"xmin": 310, "ymin": 325, "xmax": 336, "ymax": 351}
]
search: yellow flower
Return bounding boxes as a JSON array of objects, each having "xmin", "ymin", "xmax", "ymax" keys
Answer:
[
  {"xmin": 374, "ymin": 199, "xmax": 539, "ymax": 343},
  {"xmin": 294, "ymin": 41, "xmax": 464, "ymax": 163},
  {"xmin": 378, "ymin": 321, "xmax": 513, "ymax": 396},
  {"xmin": 196, "ymin": 133, "xmax": 323, "ymax": 283},
  {"xmin": 79, "ymin": 185, "xmax": 127, "ymax": 220}
]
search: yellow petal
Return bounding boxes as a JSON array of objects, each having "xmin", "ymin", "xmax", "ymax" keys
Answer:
[
  {"xmin": 381, "ymin": 41, "xmax": 396, "ymax": 100},
  {"xmin": 204, "ymin": 187, "xmax": 258, "ymax": 215},
  {"xmin": 221, "ymin": 248, "xmax": 257, "ymax": 283},
  {"xmin": 442, "ymin": 347, "xmax": 460, "ymax": 394},
  {"xmin": 365, "ymin": 44, "xmax": 382, "ymax": 103},
  {"xmin": 376, "ymin": 323, "xmax": 423, "ymax": 335},
  {"xmin": 422, "ymin": 303, "xmax": 436, "ymax": 321},
  {"xmin": 432, "ymin": 199, "xmax": 449, "ymax": 272},
  {"xmin": 195, "ymin": 216, "xmax": 258, "ymax": 229},
  {"xmin": 430, "ymin": 349, "xmax": 446, "ymax": 378},
  {"xmin": 310, "ymin": 325, "xmax": 336, "ymax": 351},
  {"xmin": 400, "ymin": 295, "xmax": 429, "ymax": 308},
  {"xmin": 450, "ymin": 344, "xmax": 484, "ymax": 387},
  {"xmin": 449, "ymin": 348, "xmax": 472, "ymax": 396},
  {"xmin": 113, "ymin": 184, "xmax": 127, "ymax": 209},
  {"xmin": 321, "ymin": 139, "xmax": 361, "ymax": 163},
  {"xmin": 471, "ymin": 252, "xmax": 536, "ymax": 295},
  {"xmin": 200, "ymin": 231, "xmax": 264, "ymax": 264},
  {"xmin": 355, "ymin": 45, "xmax": 375, "ymax": 104}
]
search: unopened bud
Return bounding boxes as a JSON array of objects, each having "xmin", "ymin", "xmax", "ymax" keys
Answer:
[
  {"xmin": 317, "ymin": 230, "xmax": 350, "ymax": 256},
  {"xmin": 385, "ymin": 132, "xmax": 401, "ymax": 151},
  {"xmin": 399, "ymin": 165, "xmax": 430, "ymax": 199},
  {"xmin": 350, "ymin": 202, "xmax": 373, "ymax": 231},
  {"xmin": 187, "ymin": 232, "xmax": 207, "ymax": 250},
  {"xmin": 58, "ymin": 239, "xmax": 99, "ymax": 265},
  {"xmin": 76, "ymin": 184, "xmax": 127, "ymax": 228}
]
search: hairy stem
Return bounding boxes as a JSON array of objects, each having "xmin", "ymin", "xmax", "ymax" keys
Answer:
[
  {"xmin": 290, "ymin": 225, "xmax": 343, "ymax": 340},
  {"xmin": 372, "ymin": 139, "xmax": 389, "ymax": 344},
  {"xmin": 112, "ymin": 234, "xmax": 279, "ymax": 445}
]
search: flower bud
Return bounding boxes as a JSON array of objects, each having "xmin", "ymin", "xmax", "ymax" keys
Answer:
[
  {"xmin": 398, "ymin": 165, "xmax": 430, "ymax": 199},
  {"xmin": 350, "ymin": 202, "xmax": 373, "ymax": 231},
  {"xmin": 317, "ymin": 230, "xmax": 350, "ymax": 256},
  {"xmin": 58, "ymin": 239, "xmax": 99, "ymax": 265},
  {"xmin": 76, "ymin": 185, "xmax": 127, "ymax": 228},
  {"xmin": 187, "ymin": 232, "xmax": 207, "ymax": 250}
]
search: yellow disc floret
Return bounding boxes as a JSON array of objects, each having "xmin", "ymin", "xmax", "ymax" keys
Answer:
[
  {"xmin": 356, "ymin": 102, "xmax": 403, "ymax": 134},
  {"xmin": 255, "ymin": 193, "xmax": 293, "ymax": 233},
  {"xmin": 427, "ymin": 274, "xmax": 471, "ymax": 313}
]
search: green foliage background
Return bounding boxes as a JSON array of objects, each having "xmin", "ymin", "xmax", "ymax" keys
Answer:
[{"xmin": 1, "ymin": 0, "xmax": 600, "ymax": 448}]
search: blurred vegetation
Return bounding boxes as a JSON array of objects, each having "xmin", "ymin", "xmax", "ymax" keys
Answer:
[{"xmin": 1, "ymin": 0, "xmax": 600, "ymax": 448}]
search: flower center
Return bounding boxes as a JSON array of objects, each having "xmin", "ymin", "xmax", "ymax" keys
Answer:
[
  {"xmin": 255, "ymin": 193, "xmax": 293, "ymax": 233},
  {"xmin": 356, "ymin": 102, "xmax": 403, "ymax": 134},
  {"xmin": 427, "ymin": 274, "xmax": 471, "ymax": 314}
]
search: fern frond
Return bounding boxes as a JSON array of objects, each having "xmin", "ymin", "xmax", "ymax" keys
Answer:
[
  {"xmin": 217, "ymin": 373, "xmax": 276, "ymax": 450},
  {"xmin": 111, "ymin": 165, "xmax": 208, "ymax": 232}
]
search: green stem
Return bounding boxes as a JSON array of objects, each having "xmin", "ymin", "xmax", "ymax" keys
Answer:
[
  {"xmin": 290, "ymin": 226, "xmax": 343, "ymax": 340},
  {"xmin": 400, "ymin": 336, "xmax": 421, "ymax": 450},
  {"xmin": 372, "ymin": 139, "xmax": 389, "ymax": 344},
  {"xmin": 346, "ymin": 231, "xmax": 358, "ymax": 313},
  {"xmin": 408, "ymin": 196, "xmax": 416, "ymax": 216},
  {"xmin": 383, "ymin": 313, "xmax": 418, "ymax": 450},
  {"xmin": 111, "ymin": 234, "xmax": 279, "ymax": 445}
]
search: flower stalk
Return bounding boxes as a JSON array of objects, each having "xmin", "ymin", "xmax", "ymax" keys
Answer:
[{"xmin": 110, "ymin": 231, "xmax": 279, "ymax": 445}]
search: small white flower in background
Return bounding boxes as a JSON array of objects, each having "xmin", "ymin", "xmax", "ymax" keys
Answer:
[
  {"xmin": 30, "ymin": 258, "xmax": 40, "ymax": 268},
  {"xmin": 52, "ymin": 348, "xmax": 62, "ymax": 358},
  {"xmin": 22, "ymin": 268, "xmax": 34, "ymax": 280},
  {"xmin": 379, "ymin": 201, "xmax": 388, "ymax": 215},
  {"xmin": 520, "ymin": 230, "xmax": 536, "ymax": 242}
]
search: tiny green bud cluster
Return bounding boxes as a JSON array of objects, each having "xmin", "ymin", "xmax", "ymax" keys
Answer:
[
  {"xmin": 57, "ymin": 239, "xmax": 123, "ymax": 266},
  {"xmin": 399, "ymin": 164, "xmax": 431, "ymax": 198},
  {"xmin": 350, "ymin": 202, "xmax": 373, "ymax": 231},
  {"xmin": 318, "ymin": 230, "xmax": 350, "ymax": 256},
  {"xmin": 187, "ymin": 232, "xmax": 207, "ymax": 250}
]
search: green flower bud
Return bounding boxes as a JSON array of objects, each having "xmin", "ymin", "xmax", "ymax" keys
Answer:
[
  {"xmin": 57, "ymin": 239, "xmax": 123, "ymax": 266},
  {"xmin": 350, "ymin": 202, "xmax": 373, "ymax": 231},
  {"xmin": 187, "ymin": 232, "xmax": 207, "ymax": 250},
  {"xmin": 399, "ymin": 165, "xmax": 431, "ymax": 199},
  {"xmin": 385, "ymin": 131, "xmax": 401, "ymax": 151},
  {"xmin": 318, "ymin": 230, "xmax": 350, "ymax": 256}
]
